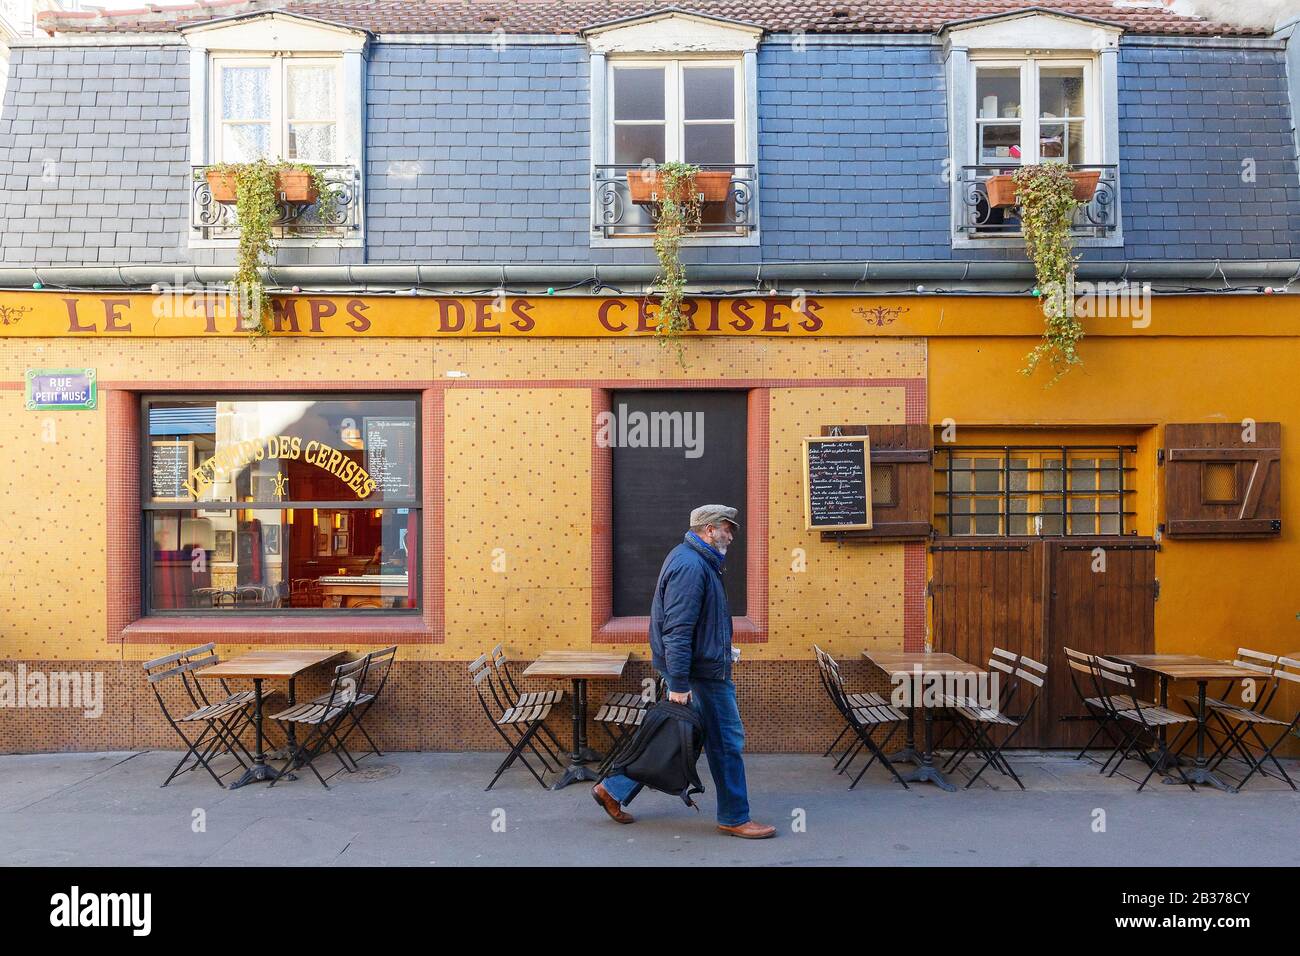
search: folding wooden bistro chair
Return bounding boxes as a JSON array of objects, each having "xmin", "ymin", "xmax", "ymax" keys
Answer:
[
  {"xmin": 268, "ymin": 656, "xmax": 370, "ymax": 788},
  {"xmin": 142, "ymin": 643, "xmax": 258, "ymax": 788},
  {"xmin": 1093, "ymin": 656, "xmax": 1196, "ymax": 791},
  {"xmin": 489, "ymin": 643, "xmax": 567, "ymax": 767},
  {"xmin": 944, "ymin": 652, "xmax": 1048, "ymax": 790},
  {"xmin": 1199, "ymin": 651, "xmax": 1300, "ymax": 791},
  {"xmin": 1061, "ymin": 646, "xmax": 1158, "ymax": 766},
  {"xmin": 470, "ymin": 654, "xmax": 557, "ymax": 791},
  {"xmin": 812, "ymin": 644, "xmax": 888, "ymax": 765},
  {"xmin": 814, "ymin": 646, "xmax": 909, "ymax": 790},
  {"xmin": 306, "ymin": 645, "xmax": 398, "ymax": 764}
]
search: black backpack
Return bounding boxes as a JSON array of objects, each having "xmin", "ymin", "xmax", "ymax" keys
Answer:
[{"xmin": 606, "ymin": 700, "xmax": 706, "ymax": 809}]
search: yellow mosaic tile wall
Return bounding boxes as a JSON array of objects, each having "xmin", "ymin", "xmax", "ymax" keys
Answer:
[
  {"xmin": 0, "ymin": 389, "xmax": 108, "ymax": 660},
  {"xmin": 0, "ymin": 335, "xmax": 923, "ymax": 666},
  {"xmin": 763, "ymin": 387, "xmax": 908, "ymax": 661},
  {"xmin": 442, "ymin": 388, "xmax": 593, "ymax": 658}
]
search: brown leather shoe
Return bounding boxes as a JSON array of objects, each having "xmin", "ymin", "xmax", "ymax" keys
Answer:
[
  {"xmin": 591, "ymin": 783, "xmax": 634, "ymax": 824},
  {"xmin": 717, "ymin": 821, "xmax": 776, "ymax": 839}
]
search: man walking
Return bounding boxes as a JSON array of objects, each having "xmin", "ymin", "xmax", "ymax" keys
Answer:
[{"xmin": 592, "ymin": 505, "xmax": 776, "ymax": 839}]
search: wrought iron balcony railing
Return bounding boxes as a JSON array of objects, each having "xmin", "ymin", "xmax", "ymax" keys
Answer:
[
  {"xmin": 957, "ymin": 164, "xmax": 1118, "ymax": 240},
  {"xmin": 593, "ymin": 164, "xmax": 757, "ymax": 238},
  {"xmin": 191, "ymin": 164, "xmax": 361, "ymax": 240}
]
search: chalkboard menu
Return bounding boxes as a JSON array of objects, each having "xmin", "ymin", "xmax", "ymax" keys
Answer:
[
  {"xmin": 363, "ymin": 416, "xmax": 417, "ymax": 499},
  {"xmin": 803, "ymin": 436, "xmax": 872, "ymax": 531},
  {"xmin": 151, "ymin": 440, "xmax": 194, "ymax": 502}
]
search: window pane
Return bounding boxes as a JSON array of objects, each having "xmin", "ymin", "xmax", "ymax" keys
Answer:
[
  {"xmin": 683, "ymin": 67, "xmax": 734, "ymax": 120},
  {"xmin": 978, "ymin": 123, "xmax": 1021, "ymax": 162},
  {"xmin": 973, "ymin": 498, "xmax": 999, "ymax": 535},
  {"xmin": 1039, "ymin": 66, "xmax": 1085, "ymax": 118},
  {"xmin": 222, "ymin": 123, "xmax": 270, "ymax": 162},
  {"xmin": 221, "ymin": 65, "xmax": 271, "ymax": 120},
  {"xmin": 287, "ymin": 65, "xmax": 335, "ymax": 120},
  {"xmin": 1039, "ymin": 121, "xmax": 1084, "ymax": 163},
  {"xmin": 1009, "ymin": 458, "xmax": 1030, "ymax": 492},
  {"xmin": 1098, "ymin": 458, "xmax": 1121, "ymax": 492},
  {"xmin": 950, "ymin": 458, "xmax": 972, "ymax": 493},
  {"xmin": 684, "ymin": 124, "xmax": 735, "ymax": 165},
  {"xmin": 1099, "ymin": 501, "xmax": 1122, "ymax": 535},
  {"xmin": 614, "ymin": 124, "xmax": 666, "ymax": 165},
  {"xmin": 973, "ymin": 457, "xmax": 1001, "ymax": 494},
  {"xmin": 146, "ymin": 397, "xmax": 419, "ymax": 504},
  {"xmin": 1070, "ymin": 459, "xmax": 1097, "ymax": 492},
  {"xmin": 613, "ymin": 68, "xmax": 665, "ymax": 121},
  {"xmin": 1043, "ymin": 459, "xmax": 1063, "ymax": 492},
  {"xmin": 1069, "ymin": 498, "xmax": 1097, "ymax": 535},
  {"xmin": 288, "ymin": 123, "xmax": 336, "ymax": 163},
  {"xmin": 149, "ymin": 508, "xmax": 418, "ymax": 611},
  {"xmin": 976, "ymin": 67, "xmax": 1021, "ymax": 120},
  {"xmin": 1008, "ymin": 497, "xmax": 1030, "ymax": 535}
]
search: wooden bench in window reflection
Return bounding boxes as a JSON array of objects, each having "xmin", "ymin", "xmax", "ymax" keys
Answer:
[{"xmin": 316, "ymin": 574, "xmax": 410, "ymax": 609}]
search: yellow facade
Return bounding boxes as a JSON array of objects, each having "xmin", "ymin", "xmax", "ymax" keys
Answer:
[{"xmin": 1, "ymin": 292, "xmax": 1296, "ymax": 748}]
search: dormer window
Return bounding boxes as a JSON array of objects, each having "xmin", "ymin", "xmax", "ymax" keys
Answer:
[
  {"xmin": 182, "ymin": 11, "xmax": 368, "ymax": 246},
  {"xmin": 586, "ymin": 11, "xmax": 761, "ymax": 244},
  {"xmin": 942, "ymin": 11, "xmax": 1122, "ymax": 247}
]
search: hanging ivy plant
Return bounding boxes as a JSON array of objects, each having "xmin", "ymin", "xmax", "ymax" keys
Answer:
[
  {"xmin": 648, "ymin": 161, "xmax": 703, "ymax": 367},
  {"xmin": 200, "ymin": 159, "xmax": 337, "ymax": 339},
  {"xmin": 1014, "ymin": 163, "xmax": 1084, "ymax": 383}
]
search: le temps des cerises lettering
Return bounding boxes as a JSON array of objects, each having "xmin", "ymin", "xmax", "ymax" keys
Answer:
[{"xmin": 57, "ymin": 295, "xmax": 826, "ymax": 335}]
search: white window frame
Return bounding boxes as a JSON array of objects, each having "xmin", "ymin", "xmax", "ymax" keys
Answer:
[
  {"xmin": 210, "ymin": 55, "xmax": 344, "ymax": 166},
  {"xmin": 607, "ymin": 57, "xmax": 745, "ymax": 167},
  {"xmin": 969, "ymin": 56, "xmax": 1098, "ymax": 168}
]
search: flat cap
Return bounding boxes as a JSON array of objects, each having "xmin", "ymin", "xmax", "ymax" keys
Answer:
[{"xmin": 690, "ymin": 504, "xmax": 740, "ymax": 530}]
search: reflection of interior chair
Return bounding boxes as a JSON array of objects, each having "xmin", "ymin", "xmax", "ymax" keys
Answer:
[
  {"xmin": 213, "ymin": 590, "xmax": 238, "ymax": 608},
  {"xmin": 289, "ymin": 578, "xmax": 323, "ymax": 608}
]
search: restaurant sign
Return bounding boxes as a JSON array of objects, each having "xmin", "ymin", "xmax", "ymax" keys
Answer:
[{"xmin": 25, "ymin": 368, "xmax": 97, "ymax": 410}]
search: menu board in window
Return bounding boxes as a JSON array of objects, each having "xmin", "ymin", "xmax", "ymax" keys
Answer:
[
  {"xmin": 803, "ymin": 436, "xmax": 872, "ymax": 531},
  {"xmin": 363, "ymin": 417, "xmax": 417, "ymax": 500},
  {"xmin": 151, "ymin": 440, "xmax": 195, "ymax": 502}
]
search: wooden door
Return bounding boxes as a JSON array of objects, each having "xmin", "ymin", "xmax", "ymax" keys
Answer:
[
  {"xmin": 930, "ymin": 536, "xmax": 1157, "ymax": 747},
  {"xmin": 1044, "ymin": 539, "xmax": 1157, "ymax": 747},
  {"xmin": 930, "ymin": 540, "xmax": 1048, "ymax": 743}
]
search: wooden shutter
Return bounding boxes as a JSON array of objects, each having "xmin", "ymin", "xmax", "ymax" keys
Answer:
[
  {"xmin": 818, "ymin": 424, "xmax": 931, "ymax": 541},
  {"xmin": 1164, "ymin": 423, "xmax": 1281, "ymax": 538}
]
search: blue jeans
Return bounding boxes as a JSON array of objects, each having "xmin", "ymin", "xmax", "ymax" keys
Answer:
[{"xmin": 601, "ymin": 677, "xmax": 750, "ymax": 827}]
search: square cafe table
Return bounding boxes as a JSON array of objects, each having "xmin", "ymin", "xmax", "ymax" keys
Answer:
[
  {"xmin": 864, "ymin": 650, "xmax": 985, "ymax": 792},
  {"xmin": 1110, "ymin": 653, "xmax": 1248, "ymax": 793},
  {"xmin": 199, "ymin": 649, "xmax": 345, "ymax": 789},
  {"xmin": 522, "ymin": 650, "xmax": 630, "ymax": 790}
]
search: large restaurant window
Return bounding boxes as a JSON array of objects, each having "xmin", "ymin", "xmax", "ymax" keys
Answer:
[
  {"xmin": 142, "ymin": 395, "xmax": 420, "ymax": 612},
  {"xmin": 610, "ymin": 391, "xmax": 747, "ymax": 616},
  {"xmin": 934, "ymin": 446, "xmax": 1134, "ymax": 536}
]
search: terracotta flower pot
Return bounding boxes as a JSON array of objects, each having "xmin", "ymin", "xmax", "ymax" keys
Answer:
[
  {"xmin": 626, "ymin": 169, "xmax": 733, "ymax": 204},
  {"xmin": 204, "ymin": 168, "xmax": 320, "ymax": 204},
  {"xmin": 276, "ymin": 169, "xmax": 319, "ymax": 204},
  {"xmin": 985, "ymin": 169, "xmax": 1100, "ymax": 208},
  {"xmin": 205, "ymin": 170, "xmax": 238, "ymax": 203}
]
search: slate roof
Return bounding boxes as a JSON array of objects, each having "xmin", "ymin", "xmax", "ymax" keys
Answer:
[{"xmin": 36, "ymin": 1, "xmax": 1271, "ymax": 38}]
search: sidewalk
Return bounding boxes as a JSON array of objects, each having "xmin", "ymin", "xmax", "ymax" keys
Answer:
[{"xmin": 0, "ymin": 751, "xmax": 1295, "ymax": 866}]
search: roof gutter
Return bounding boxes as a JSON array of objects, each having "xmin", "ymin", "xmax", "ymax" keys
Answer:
[{"xmin": 0, "ymin": 260, "xmax": 1297, "ymax": 292}]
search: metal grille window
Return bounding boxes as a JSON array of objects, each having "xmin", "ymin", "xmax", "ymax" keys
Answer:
[{"xmin": 934, "ymin": 446, "xmax": 1135, "ymax": 536}]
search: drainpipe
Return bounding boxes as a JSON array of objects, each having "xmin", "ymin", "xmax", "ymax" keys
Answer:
[{"xmin": 1, "ymin": 260, "xmax": 1298, "ymax": 292}]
